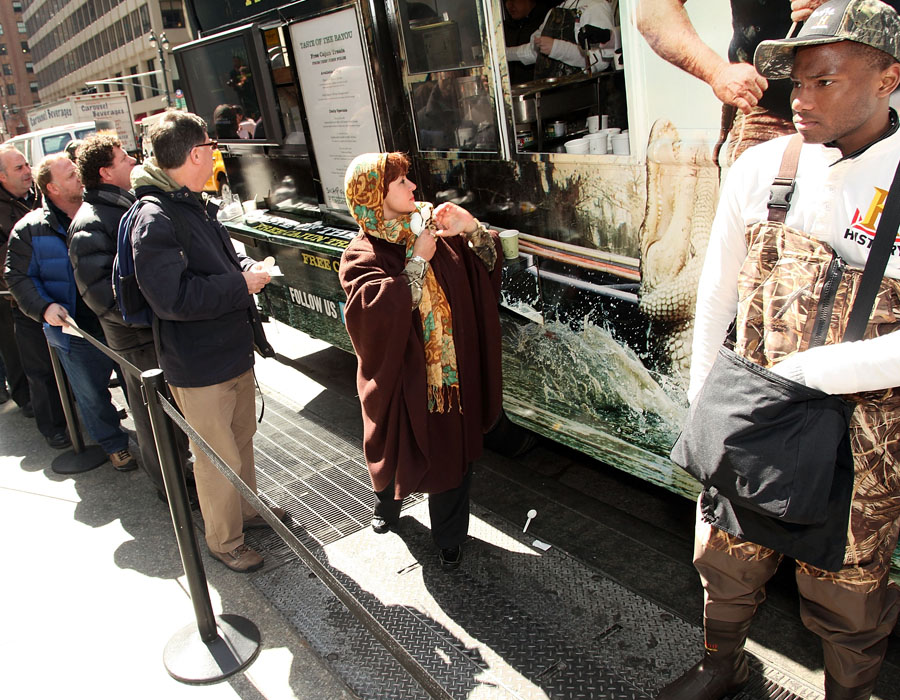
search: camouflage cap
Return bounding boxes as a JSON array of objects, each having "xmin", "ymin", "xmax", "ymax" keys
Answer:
[{"xmin": 754, "ymin": 0, "xmax": 900, "ymax": 79}]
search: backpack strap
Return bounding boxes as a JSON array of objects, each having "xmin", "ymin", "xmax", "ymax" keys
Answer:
[
  {"xmin": 767, "ymin": 134, "xmax": 803, "ymax": 223},
  {"xmin": 843, "ymin": 156, "xmax": 900, "ymax": 342},
  {"xmin": 139, "ymin": 194, "xmax": 192, "ymax": 256}
]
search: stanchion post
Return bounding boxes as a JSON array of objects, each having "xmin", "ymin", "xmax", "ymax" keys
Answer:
[
  {"xmin": 47, "ymin": 340, "xmax": 107, "ymax": 474},
  {"xmin": 141, "ymin": 368, "xmax": 260, "ymax": 684},
  {"xmin": 48, "ymin": 342, "xmax": 84, "ymax": 453},
  {"xmin": 141, "ymin": 368, "xmax": 217, "ymax": 640}
]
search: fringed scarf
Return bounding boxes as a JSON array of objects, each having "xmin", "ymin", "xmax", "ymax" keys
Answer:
[{"xmin": 344, "ymin": 153, "xmax": 459, "ymax": 412}]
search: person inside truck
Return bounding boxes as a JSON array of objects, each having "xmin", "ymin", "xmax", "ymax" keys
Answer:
[
  {"xmin": 506, "ymin": 0, "xmax": 615, "ymax": 80},
  {"xmin": 339, "ymin": 152, "xmax": 503, "ymax": 570},
  {"xmin": 504, "ymin": 0, "xmax": 550, "ymax": 84}
]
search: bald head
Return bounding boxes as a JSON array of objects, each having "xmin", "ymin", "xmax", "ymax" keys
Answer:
[{"xmin": 0, "ymin": 146, "xmax": 33, "ymax": 199}]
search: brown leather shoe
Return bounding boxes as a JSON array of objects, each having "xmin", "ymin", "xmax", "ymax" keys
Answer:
[
  {"xmin": 657, "ymin": 618, "xmax": 752, "ymax": 699},
  {"xmin": 109, "ymin": 449, "xmax": 137, "ymax": 472},
  {"xmin": 243, "ymin": 506, "xmax": 290, "ymax": 529},
  {"xmin": 210, "ymin": 544, "xmax": 264, "ymax": 572},
  {"xmin": 824, "ymin": 671, "xmax": 877, "ymax": 700}
]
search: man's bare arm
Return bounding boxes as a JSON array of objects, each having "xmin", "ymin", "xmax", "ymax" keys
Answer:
[{"xmin": 636, "ymin": 0, "xmax": 767, "ymax": 113}]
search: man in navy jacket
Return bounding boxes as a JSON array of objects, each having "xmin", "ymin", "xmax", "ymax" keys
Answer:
[{"xmin": 131, "ymin": 111, "xmax": 283, "ymax": 573}]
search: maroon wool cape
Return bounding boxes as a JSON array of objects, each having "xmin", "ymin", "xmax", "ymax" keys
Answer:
[{"xmin": 338, "ymin": 230, "xmax": 503, "ymax": 499}]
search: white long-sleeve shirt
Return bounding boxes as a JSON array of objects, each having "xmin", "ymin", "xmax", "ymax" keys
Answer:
[
  {"xmin": 506, "ymin": 0, "xmax": 615, "ymax": 74},
  {"xmin": 689, "ymin": 127, "xmax": 900, "ymax": 403}
]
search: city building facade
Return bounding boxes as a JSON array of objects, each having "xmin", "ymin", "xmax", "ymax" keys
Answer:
[
  {"xmin": 23, "ymin": 0, "xmax": 192, "ymax": 123},
  {"xmin": 0, "ymin": 0, "xmax": 38, "ymax": 137}
]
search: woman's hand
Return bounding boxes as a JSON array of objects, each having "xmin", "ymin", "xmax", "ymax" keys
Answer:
[
  {"xmin": 412, "ymin": 228, "xmax": 437, "ymax": 261},
  {"xmin": 433, "ymin": 202, "xmax": 476, "ymax": 237}
]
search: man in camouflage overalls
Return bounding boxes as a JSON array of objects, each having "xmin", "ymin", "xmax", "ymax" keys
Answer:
[{"xmin": 660, "ymin": 2, "xmax": 900, "ymax": 699}]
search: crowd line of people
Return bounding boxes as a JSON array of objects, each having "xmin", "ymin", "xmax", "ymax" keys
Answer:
[{"xmin": 2, "ymin": 1, "xmax": 900, "ymax": 698}]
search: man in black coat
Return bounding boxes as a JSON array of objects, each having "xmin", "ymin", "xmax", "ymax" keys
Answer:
[
  {"xmin": 68, "ymin": 134, "xmax": 190, "ymax": 496},
  {"xmin": 130, "ymin": 111, "xmax": 283, "ymax": 573},
  {"xmin": 0, "ymin": 145, "xmax": 68, "ymax": 446}
]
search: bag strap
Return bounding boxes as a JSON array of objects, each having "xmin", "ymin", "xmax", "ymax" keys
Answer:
[
  {"xmin": 843, "ymin": 156, "xmax": 900, "ymax": 341},
  {"xmin": 766, "ymin": 134, "xmax": 803, "ymax": 223}
]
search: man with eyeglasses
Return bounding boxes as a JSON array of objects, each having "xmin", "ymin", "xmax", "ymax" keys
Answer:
[{"xmin": 129, "ymin": 111, "xmax": 285, "ymax": 573}]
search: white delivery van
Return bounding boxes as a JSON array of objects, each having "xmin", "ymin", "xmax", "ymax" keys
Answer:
[{"xmin": 5, "ymin": 121, "xmax": 98, "ymax": 165}]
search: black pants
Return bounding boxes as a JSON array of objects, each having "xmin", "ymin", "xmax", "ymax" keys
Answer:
[
  {"xmin": 101, "ymin": 320, "xmax": 190, "ymax": 493},
  {"xmin": 0, "ymin": 301, "xmax": 29, "ymax": 406},
  {"xmin": 374, "ymin": 466, "xmax": 472, "ymax": 549},
  {"xmin": 12, "ymin": 307, "xmax": 65, "ymax": 437}
]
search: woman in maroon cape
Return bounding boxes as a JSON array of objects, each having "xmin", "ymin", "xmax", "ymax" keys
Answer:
[{"xmin": 339, "ymin": 152, "xmax": 503, "ymax": 569}]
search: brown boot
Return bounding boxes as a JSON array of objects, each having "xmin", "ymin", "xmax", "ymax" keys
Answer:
[
  {"xmin": 657, "ymin": 618, "xmax": 752, "ymax": 700},
  {"xmin": 824, "ymin": 671, "xmax": 877, "ymax": 700}
]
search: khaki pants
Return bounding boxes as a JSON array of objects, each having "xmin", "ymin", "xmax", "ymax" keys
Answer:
[{"xmin": 169, "ymin": 369, "xmax": 259, "ymax": 554}]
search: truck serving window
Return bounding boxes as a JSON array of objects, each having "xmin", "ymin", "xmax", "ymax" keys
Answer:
[
  {"xmin": 396, "ymin": 0, "xmax": 500, "ymax": 154},
  {"xmin": 174, "ymin": 26, "xmax": 280, "ymax": 143}
]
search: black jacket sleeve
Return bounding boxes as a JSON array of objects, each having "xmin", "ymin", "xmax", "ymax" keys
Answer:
[{"xmin": 68, "ymin": 204, "xmax": 118, "ymax": 323}]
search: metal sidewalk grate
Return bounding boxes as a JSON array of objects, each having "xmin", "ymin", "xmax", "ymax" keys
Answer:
[{"xmin": 190, "ymin": 386, "xmax": 829, "ymax": 700}]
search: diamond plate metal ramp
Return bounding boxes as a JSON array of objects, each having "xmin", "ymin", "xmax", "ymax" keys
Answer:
[{"xmin": 238, "ymin": 389, "xmax": 828, "ymax": 699}]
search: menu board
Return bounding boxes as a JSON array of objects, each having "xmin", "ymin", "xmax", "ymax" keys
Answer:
[{"xmin": 290, "ymin": 7, "xmax": 381, "ymax": 210}]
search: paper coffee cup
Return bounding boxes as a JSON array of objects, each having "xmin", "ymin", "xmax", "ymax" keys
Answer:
[
  {"xmin": 499, "ymin": 229, "xmax": 520, "ymax": 259},
  {"xmin": 601, "ymin": 114, "xmax": 609, "ymax": 130},
  {"xmin": 586, "ymin": 115, "xmax": 599, "ymax": 133}
]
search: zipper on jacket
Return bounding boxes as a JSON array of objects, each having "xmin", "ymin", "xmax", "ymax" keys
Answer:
[{"xmin": 809, "ymin": 255, "xmax": 846, "ymax": 348}]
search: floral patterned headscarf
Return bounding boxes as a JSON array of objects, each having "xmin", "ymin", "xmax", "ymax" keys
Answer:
[{"xmin": 344, "ymin": 153, "xmax": 459, "ymax": 413}]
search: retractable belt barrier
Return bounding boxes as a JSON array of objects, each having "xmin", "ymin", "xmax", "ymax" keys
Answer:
[{"xmin": 45, "ymin": 316, "xmax": 452, "ymax": 697}]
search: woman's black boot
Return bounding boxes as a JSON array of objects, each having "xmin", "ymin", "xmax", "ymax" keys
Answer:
[
  {"xmin": 824, "ymin": 671, "xmax": 877, "ymax": 700},
  {"xmin": 657, "ymin": 617, "xmax": 752, "ymax": 700}
]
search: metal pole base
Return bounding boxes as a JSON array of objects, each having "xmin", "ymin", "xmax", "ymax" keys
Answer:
[
  {"xmin": 164, "ymin": 614, "xmax": 261, "ymax": 685},
  {"xmin": 51, "ymin": 445, "xmax": 108, "ymax": 474}
]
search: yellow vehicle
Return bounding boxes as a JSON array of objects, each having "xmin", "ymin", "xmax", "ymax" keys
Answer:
[{"xmin": 203, "ymin": 147, "xmax": 230, "ymax": 199}]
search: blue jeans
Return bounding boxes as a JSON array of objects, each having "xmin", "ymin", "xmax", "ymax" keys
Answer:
[{"xmin": 52, "ymin": 333, "xmax": 128, "ymax": 454}]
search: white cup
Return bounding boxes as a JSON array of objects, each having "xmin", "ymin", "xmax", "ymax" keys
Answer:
[
  {"xmin": 586, "ymin": 132, "xmax": 608, "ymax": 154},
  {"xmin": 586, "ymin": 115, "xmax": 600, "ymax": 133},
  {"xmin": 242, "ymin": 199, "xmax": 257, "ymax": 214},
  {"xmin": 601, "ymin": 114, "xmax": 609, "ymax": 130},
  {"xmin": 563, "ymin": 138, "xmax": 588, "ymax": 154},
  {"xmin": 499, "ymin": 229, "xmax": 520, "ymax": 259},
  {"xmin": 553, "ymin": 121, "xmax": 566, "ymax": 137},
  {"xmin": 611, "ymin": 133, "xmax": 630, "ymax": 155}
]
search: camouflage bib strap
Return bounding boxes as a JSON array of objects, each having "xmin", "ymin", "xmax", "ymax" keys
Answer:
[{"xmin": 766, "ymin": 134, "xmax": 803, "ymax": 223}]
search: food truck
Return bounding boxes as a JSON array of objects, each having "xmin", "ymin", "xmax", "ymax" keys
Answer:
[{"xmin": 173, "ymin": 0, "xmax": 900, "ymax": 579}]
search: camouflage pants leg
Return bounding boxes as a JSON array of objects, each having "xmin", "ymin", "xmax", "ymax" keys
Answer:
[{"xmin": 695, "ymin": 401, "xmax": 900, "ymax": 686}]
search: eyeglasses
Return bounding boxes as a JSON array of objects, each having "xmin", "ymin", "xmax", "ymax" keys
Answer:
[{"xmin": 193, "ymin": 140, "xmax": 218, "ymax": 150}]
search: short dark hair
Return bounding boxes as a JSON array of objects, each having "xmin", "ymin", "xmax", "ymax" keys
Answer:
[
  {"xmin": 76, "ymin": 133, "xmax": 120, "ymax": 189},
  {"xmin": 846, "ymin": 40, "xmax": 899, "ymax": 72},
  {"xmin": 150, "ymin": 110, "xmax": 208, "ymax": 170},
  {"xmin": 382, "ymin": 152, "xmax": 411, "ymax": 197}
]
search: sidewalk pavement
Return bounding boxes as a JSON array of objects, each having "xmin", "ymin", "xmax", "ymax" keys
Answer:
[{"xmin": 0, "ymin": 325, "xmax": 357, "ymax": 699}]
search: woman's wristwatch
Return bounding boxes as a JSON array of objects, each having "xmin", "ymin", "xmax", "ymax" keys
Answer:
[{"xmin": 403, "ymin": 255, "xmax": 429, "ymax": 308}]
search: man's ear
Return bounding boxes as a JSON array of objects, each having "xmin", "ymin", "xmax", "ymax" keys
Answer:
[
  {"xmin": 879, "ymin": 63, "xmax": 900, "ymax": 97},
  {"xmin": 98, "ymin": 165, "xmax": 111, "ymax": 184}
]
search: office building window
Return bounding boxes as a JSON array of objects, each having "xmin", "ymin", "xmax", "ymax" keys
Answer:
[
  {"xmin": 146, "ymin": 58, "xmax": 158, "ymax": 93},
  {"xmin": 130, "ymin": 66, "xmax": 142, "ymax": 102},
  {"xmin": 20, "ymin": 41, "xmax": 27, "ymax": 53},
  {"xmin": 25, "ymin": 61, "xmax": 33, "ymax": 73},
  {"xmin": 161, "ymin": 0, "xmax": 185, "ymax": 29},
  {"xmin": 0, "ymin": 45, "xmax": 6, "ymax": 56},
  {"xmin": 16, "ymin": 22, "xmax": 25, "ymax": 34},
  {"xmin": 2, "ymin": 65, "xmax": 11, "ymax": 76},
  {"xmin": 12, "ymin": 1, "xmax": 22, "ymax": 12},
  {"xmin": 6, "ymin": 84, "xmax": 14, "ymax": 95},
  {"xmin": 30, "ymin": 81, "xmax": 38, "ymax": 93}
]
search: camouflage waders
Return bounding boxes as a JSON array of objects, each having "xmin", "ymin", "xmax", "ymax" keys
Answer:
[{"xmin": 695, "ymin": 151, "xmax": 900, "ymax": 687}]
